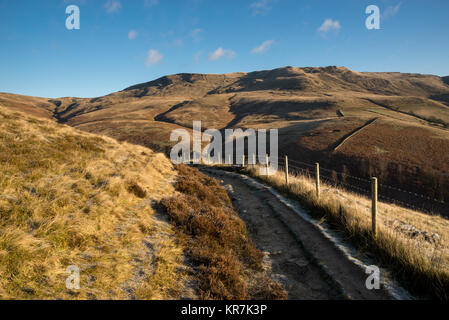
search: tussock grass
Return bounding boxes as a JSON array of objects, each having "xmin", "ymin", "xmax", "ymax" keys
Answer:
[
  {"xmin": 160, "ymin": 164, "xmax": 287, "ymax": 300},
  {"xmin": 243, "ymin": 165, "xmax": 449, "ymax": 300},
  {"xmin": 0, "ymin": 106, "xmax": 192, "ymax": 299}
]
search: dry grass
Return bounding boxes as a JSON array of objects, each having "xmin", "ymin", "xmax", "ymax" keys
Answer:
[
  {"xmin": 242, "ymin": 165, "xmax": 449, "ymax": 300},
  {"xmin": 160, "ymin": 164, "xmax": 287, "ymax": 300},
  {"xmin": 0, "ymin": 105, "xmax": 193, "ymax": 300},
  {"xmin": 2, "ymin": 67, "xmax": 449, "ymax": 217}
]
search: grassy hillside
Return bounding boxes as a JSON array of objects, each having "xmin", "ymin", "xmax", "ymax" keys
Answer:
[
  {"xmin": 0, "ymin": 105, "xmax": 191, "ymax": 299},
  {"xmin": 160, "ymin": 165, "xmax": 286, "ymax": 300},
  {"xmin": 1, "ymin": 66, "xmax": 449, "ymax": 214},
  {"xmin": 0, "ymin": 105, "xmax": 285, "ymax": 300},
  {"xmin": 0, "ymin": 93, "xmax": 55, "ymax": 119},
  {"xmin": 240, "ymin": 165, "xmax": 449, "ymax": 299}
]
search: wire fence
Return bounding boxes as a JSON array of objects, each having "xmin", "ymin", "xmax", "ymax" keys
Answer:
[
  {"xmin": 291, "ymin": 157, "xmax": 441, "ymax": 196},
  {"xmin": 198, "ymin": 152, "xmax": 446, "ymax": 216}
]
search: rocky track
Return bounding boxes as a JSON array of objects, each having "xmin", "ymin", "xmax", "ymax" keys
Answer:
[{"xmin": 201, "ymin": 168, "xmax": 397, "ymax": 300}]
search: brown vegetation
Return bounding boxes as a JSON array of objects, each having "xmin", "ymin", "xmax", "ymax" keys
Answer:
[
  {"xmin": 2, "ymin": 65, "xmax": 449, "ymax": 299},
  {"xmin": 160, "ymin": 164, "xmax": 287, "ymax": 300},
  {"xmin": 2, "ymin": 66, "xmax": 449, "ymax": 216},
  {"xmin": 240, "ymin": 164, "xmax": 449, "ymax": 300},
  {"xmin": 0, "ymin": 106, "xmax": 193, "ymax": 299}
]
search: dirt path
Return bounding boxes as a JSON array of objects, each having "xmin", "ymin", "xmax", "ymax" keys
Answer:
[{"xmin": 201, "ymin": 168, "xmax": 394, "ymax": 300}]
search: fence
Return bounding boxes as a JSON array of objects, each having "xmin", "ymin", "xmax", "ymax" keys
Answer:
[{"xmin": 192, "ymin": 152, "xmax": 447, "ymax": 236}]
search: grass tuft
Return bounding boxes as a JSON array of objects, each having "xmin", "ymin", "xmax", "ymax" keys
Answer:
[
  {"xmin": 160, "ymin": 164, "xmax": 287, "ymax": 300},
  {"xmin": 0, "ymin": 106, "xmax": 191, "ymax": 299},
  {"xmin": 242, "ymin": 165, "xmax": 449, "ymax": 300}
]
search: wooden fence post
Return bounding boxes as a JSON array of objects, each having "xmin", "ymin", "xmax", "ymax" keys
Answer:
[
  {"xmin": 242, "ymin": 155, "xmax": 245, "ymax": 168},
  {"xmin": 265, "ymin": 154, "xmax": 269, "ymax": 175},
  {"xmin": 228, "ymin": 154, "xmax": 231, "ymax": 165},
  {"xmin": 315, "ymin": 162, "xmax": 320, "ymax": 199},
  {"xmin": 285, "ymin": 155, "xmax": 289, "ymax": 186},
  {"xmin": 371, "ymin": 177, "xmax": 378, "ymax": 238}
]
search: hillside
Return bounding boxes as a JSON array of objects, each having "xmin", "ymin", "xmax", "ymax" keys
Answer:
[
  {"xmin": 0, "ymin": 105, "xmax": 290, "ymax": 300},
  {"xmin": 0, "ymin": 105, "xmax": 191, "ymax": 299},
  {"xmin": 1, "ymin": 66, "xmax": 449, "ymax": 214}
]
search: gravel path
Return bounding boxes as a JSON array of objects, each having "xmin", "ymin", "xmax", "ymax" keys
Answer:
[{"xmin": 201, "ymin": 168, "xmax": 394, "ymax": 300}]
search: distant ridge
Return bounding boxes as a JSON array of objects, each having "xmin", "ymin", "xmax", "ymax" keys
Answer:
[
  {"xmin": 119, "ymin": 66, "xmax": 449, "ymax": 98},
  {"xmin": 1, "ymin": 65, "xmax": 449, "ymax": 216}
]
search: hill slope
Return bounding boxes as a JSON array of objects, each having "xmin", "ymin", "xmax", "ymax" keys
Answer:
[
  {"xmin": 0, "ymin": 105, "xmax": 288, "ymax": 300},
  {"xmin": 1, "ymin": 65, "xmax": 449, "ymax": 214},
  {"xmin": 0, "ymin": 105, "xmax": 192, "ymax": 299}
]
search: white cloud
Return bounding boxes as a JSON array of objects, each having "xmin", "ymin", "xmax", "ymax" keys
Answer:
[
  {"xmin": 208, "ymin": 47, "xmax": 236, "ymax": 61},
  {"xmin": 382, "ymin": 2, "xmax": 402, "ymax": 19},
  {"xmin": 145, "ymin": 49, "xmax": 163, "ymax": 67},
  {"xmin": 250, "ymin": 0, "xmax": 275, "ymax": 16},
  {"xmin": 144, "ymin": 0, "xmax": 158, "ymax": 7},
  {"xmin": 318, "ymin": 19, "xmax": 341, "ymax": 33},
  {"xmin": 251, "ymin": 40, "xmax": 275, "ymax": 54},
  {"xmin": 104, "ymin": 0, "xmax": 121, "ymax": 13},
  {"xmin": 128, "ymin": 30, "xmax": 138, "ymax": 40}
]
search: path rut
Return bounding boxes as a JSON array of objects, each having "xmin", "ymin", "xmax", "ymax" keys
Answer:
[{"xmin": 201, "ymin": 168, "xmax": 394, "ymax": 300}]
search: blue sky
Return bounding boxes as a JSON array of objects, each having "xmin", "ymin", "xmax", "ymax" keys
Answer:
[{"xmin": 1, "ymin": 0, "xmax": 449, "ymax": 98}]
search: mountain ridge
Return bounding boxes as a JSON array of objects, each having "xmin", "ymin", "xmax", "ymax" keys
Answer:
[
  {"xmin": 120, "ymin": 66, "xmax": 449, "ymax": 99},
  {"xmin": 1, "ymin": 65, "xmax": 449, "ymax": 215},
  {"xmin": 2, "ymin": 66, "xmax": 448, "ymax": 101}
]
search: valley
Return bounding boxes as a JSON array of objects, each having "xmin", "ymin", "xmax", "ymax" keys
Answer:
[
  {"xmin": 2, "ymin": 66, "xmax": 448, "ymax": 215},
  {"xmin": 2, "ymin": 65, "xmax": 449, "ymax": 300}
]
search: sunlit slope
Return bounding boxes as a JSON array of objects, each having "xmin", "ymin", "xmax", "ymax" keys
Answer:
[
  {"xmin": 0, "ymin": 93, "xmax": 55, "ymax": 119},
  {"xmin": 0, "ymin": 105, "xmax": 193, "ymax": 299},
  {"xmin": 1, "ymin": 66, "xmax": 449, "ymax": 213}
]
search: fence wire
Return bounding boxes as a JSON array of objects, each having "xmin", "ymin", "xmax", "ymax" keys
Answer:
[{"xmin": 214, "ymin": 154, "xmax": 446, "ymax": 214}]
